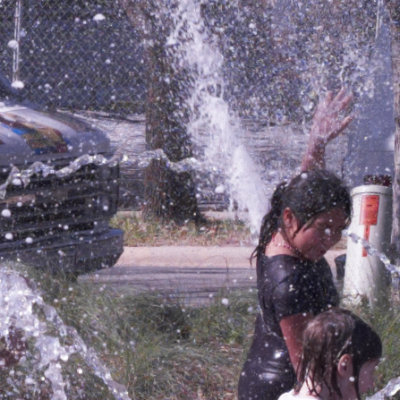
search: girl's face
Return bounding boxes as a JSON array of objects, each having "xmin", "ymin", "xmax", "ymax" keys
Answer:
[
  {"xmin": 291, "ymin": 208, "xmax": 348, "ymax": 262},
  {"xmin": 358, "ymin": 359, "xmax": 380, "ymax": 395}
]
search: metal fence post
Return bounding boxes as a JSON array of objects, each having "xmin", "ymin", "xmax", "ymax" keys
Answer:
[{"xmin": 12, "ymin": 0, "xmax": 22, "ymax": 85}]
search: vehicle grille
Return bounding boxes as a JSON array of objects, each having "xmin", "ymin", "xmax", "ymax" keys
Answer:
[{"xmin": 0, "ymin": 157, "xmax": 119, "ymax": 250}]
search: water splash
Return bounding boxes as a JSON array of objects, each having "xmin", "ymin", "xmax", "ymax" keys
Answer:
[
  {"xmin": 125, "ymin": 149, "xmax": 200, "ymax": 173},
  {"xmin": 344, "ymin": 229, "xmax": 400, "ymax": 277},
  {"xmin": 0, "ymin": 153, "xmax": 120, "ymax": 199},
  {"xmin": 166, "ymin": 0, "xmax": 268, "ymax": 234},
  {"xmin": 0, "ymin": 266, "xmax": 131, "ymax": 400},
  {"xmin": 0, "ymin": 150, "xmax": 204, "ymax": 196},
  {"xmin": 367, "ymin": 376, "xmax": 400, "ymax": 400}
]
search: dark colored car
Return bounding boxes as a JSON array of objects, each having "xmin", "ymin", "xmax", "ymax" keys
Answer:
[{"xmin": 0, "ymin": 74, "xmax": 123, "ymax": 273}]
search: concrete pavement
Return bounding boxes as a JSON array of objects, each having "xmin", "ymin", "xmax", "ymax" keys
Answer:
[
  {"xmin": 79, "ymin": 246, "xmax": 346, "ymax": 306},
  {"xmin": 115, "ymin": 245, "xmax": 345, "ymax": 269},
  {"xmin": 116, "ymin": 246, "xmax": 255, "ymax": 268}
]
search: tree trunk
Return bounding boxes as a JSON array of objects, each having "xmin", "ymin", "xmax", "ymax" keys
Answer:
[
  {"xmin": 385, "ymin": 1, "xmax": 400, "ymax": 263},
  {"xmin": 119, "ymin": 0, "xmax": 201, "ymax": 223}
]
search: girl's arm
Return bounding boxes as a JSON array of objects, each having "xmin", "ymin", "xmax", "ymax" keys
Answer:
[
  {"xmin": 301, "ymin": 88, "xmax": 354, "ymax": 171},
  {"xmin": 279, "ymin": 312, "xmax": 313, "ymax": 373}
]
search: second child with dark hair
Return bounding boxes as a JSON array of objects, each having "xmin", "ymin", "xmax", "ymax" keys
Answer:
[
  {"xmin": 238, "ymin": 88, "xmax": 354, "ymax": 400},
  {"xmin": 279, "ymin": 308, "xmax": 382, "ymax": 400}
]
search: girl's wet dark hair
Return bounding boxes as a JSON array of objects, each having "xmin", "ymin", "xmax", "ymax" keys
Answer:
[
  {"xmin": 296, "ymin": 308, "xmax": 382, "ymax": 400},
  {"xmin": 253, "ymin": 169, "xmax": 351, "ymax": 261}
]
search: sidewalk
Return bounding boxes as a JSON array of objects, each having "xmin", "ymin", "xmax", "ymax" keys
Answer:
[
  {"xmin": 79, "ymin": 246, "xmax": 346, "ymax": 306},
  {"xmin": 115, "ymin": 245, "xmax": 345, "ymax": 270},
  {"xmin": 116, "ymin": 246, "xmax": 255, "ymax": 268},
  {"xmin": 80, "ymin": 246, "xmax": 258, "ymax": 306}
]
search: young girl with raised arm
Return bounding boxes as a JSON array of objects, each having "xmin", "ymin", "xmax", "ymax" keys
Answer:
[{"xmin": 238, "ymin": 89, "xmax": 354, "ymax": 400}]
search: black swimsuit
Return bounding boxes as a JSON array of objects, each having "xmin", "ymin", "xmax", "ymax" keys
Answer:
[{"xmin": 238, "ymin": 254, "xmax": 339, "ymax": 400}]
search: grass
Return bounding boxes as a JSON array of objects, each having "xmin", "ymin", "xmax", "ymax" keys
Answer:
[
  {"xmin": 1, "ymin": 264, "xmax": 257, "ymax": 399},
  {"xmin": 110, "ymin": 212, "xmax": 253, "ymax": 247},
  {"xmin": 348, "ymin": 297, "xmax": 400, "ymax": 393},
  {"xmin": 1, "ymin": 263, "xmax": 400, "ymax": 399},
  {"xmin": 1, "ymin": 208, "xmax": 400, "ymax": 400}
]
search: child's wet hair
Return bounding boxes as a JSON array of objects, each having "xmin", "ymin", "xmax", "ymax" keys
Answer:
[
  {"xmin": 253, "ymin": 169, "xmax": 351, "ymax": 261},
  {"xmin": 296, "ymin": 307, "xmax": 382, "ymax": 400}
]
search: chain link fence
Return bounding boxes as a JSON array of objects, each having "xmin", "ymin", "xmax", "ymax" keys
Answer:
[
  {"xmin": 0, "ymin": 0, "xmax": 146, "ymax": 114},
  {"xmin": 0, "ymin": 0, "xmax": 378, "ymax": 119},
  {"xmin": 0, "ymin": 0, "xmax": 150, "ymax": 211},
  {"xmin": 0, "ymin": 0, "xmax": 385, "ymax": 212}
]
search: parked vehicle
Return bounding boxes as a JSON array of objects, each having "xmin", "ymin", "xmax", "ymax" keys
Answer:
[{"xmin": 0, "ymin": 73, "xmax": 123, "ymax": 274}]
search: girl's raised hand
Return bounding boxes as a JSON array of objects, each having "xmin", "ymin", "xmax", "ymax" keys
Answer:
[{"xmin": 301, "ymin": 88, "xmax": 354, "ymax": 171}]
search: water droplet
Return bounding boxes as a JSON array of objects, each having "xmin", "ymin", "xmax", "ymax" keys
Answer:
[
  {"xmin": 1, "ymin": 209, "xmax": 11, "ymax": 218},
  {"xmin": 215, "ymin": 185, "xmax": 225, "ymax": 194},
  {"xmin": 273, "ymin": 350, "xmax": 284, "ymax": 359},
  {"xmin": 221, "ymin": 298, "xmax": 229, "ymax": 306},
  {"xmin": 7, "ymin": 39, "xmax": 18, "ymax": 49},
  {"xmin": 25, "ymin": 377, "xmax": 35, "ymax": 385},
  {"xmin": 93, "ymin": 13, "xmax": 105, "ymax": 22},
  {"xmin": 5, "ymin": 233, "xmax": 13, "ymax": 240},
  {"xmin": 11, "ymin": 80, "xmax": 24, "ymax": 89}
]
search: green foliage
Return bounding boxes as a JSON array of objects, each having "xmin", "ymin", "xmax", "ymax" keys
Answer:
[
  {"xmin": 5, "ymin": 262, "xmax": 400, "ymax": 399},
  {"xmin": 7, "ymin": 265, "xmax": 257, "ymax": 399},
  {"xmin": 344, "ymin": 297, "xmax": 400, "ymax": 392},
  {"xmin": 110, "ymin": 212, "xmax": 253, "ymax": 246}
]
